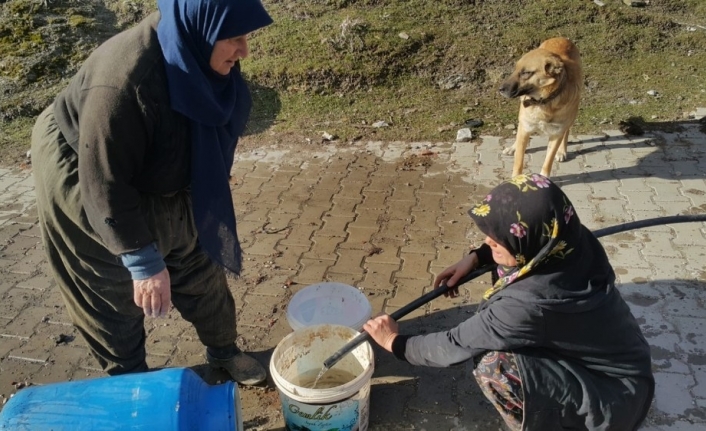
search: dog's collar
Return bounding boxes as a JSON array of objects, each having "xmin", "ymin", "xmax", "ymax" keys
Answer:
[{"xmin": 522, "ymin": 88, "xmax": 562, "ymax": 107}]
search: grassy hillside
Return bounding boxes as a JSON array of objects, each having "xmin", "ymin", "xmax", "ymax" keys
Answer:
[{"xmin": 1, "ymin": 0, "xmax": 705, "ymax": 164}]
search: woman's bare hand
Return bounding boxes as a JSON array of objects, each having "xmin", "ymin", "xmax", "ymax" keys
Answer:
[
  {"xmin": 363, "ymin": 314, "xmax": 399, "ymax": 353},
  {"xmin": 433, "ymin": 253, "xmax": 478, "ymax": 298},
  {"xmin": 133, "ymin": 268, "xmax": 171, "ymax": 318}
]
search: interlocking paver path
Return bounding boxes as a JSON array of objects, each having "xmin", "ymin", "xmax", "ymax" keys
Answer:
[{"xmin": 1, "ymin": 111, "xmax": 705, "ymax": 430}]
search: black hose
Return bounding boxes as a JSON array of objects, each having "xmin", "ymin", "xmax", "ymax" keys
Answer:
[
  {"xmin": 592, "ymin": 214, "xmax": 706, "ymax": 238},
  {"xmin": 321, "ymin": 213, "xmax": 706, "ymax": 370}
]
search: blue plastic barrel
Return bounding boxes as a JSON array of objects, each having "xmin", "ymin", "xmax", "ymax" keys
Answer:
[{"xmin": 0, "ymin": 368, "xmax": 242, "ymax": 431}]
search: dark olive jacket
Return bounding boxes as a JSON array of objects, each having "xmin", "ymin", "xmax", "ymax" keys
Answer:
[{"xmin": 53, "ymin": 13, "xmax": 190, "ymax": 255}]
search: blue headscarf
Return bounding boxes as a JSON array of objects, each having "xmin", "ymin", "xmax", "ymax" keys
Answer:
[{"xmin": 157, "ymin": 0, "xmax": 272, "ymax": 274}]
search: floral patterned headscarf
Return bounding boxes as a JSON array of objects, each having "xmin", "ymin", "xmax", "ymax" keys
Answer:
[{"xmin": 469, "ymin": 174, "xmax": 582, "ymax": 299}]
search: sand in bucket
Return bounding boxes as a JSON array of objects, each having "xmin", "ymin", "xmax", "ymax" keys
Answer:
[{"xmin": 270, "ymin": 324, "xmax": 374, "ymax": 431}]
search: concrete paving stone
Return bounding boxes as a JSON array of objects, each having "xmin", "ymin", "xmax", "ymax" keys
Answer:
[
  {"xmin": 387, "ymin": 278, "xmax": 432, "ymax": 311},
  {"xmin": 250, "ymin": 188, "xmax": 287, "ymax": 207},
  {"xmin": 237, "ymin": 294, "xmax": 281, "ymax": 330},
  {"xmin": 593, "ymin": 199, "xmax": 632, "ymax": 225},
  {"xmin": 672, "ymin": 224, "xmax": 706, "ymax": 246},
  {"xmin": 328, "ymin": 197, "xmax": 359, "ymax": 216},
  {"xmin": 358, "ymin": 263, "xmax": 398, "ymax": 291},
  {"xmin": 348, "ymin": 213, "xmax": 382, "ymax": 230},
  {"xmin": 419, "ymin": 175, "xmax": 452, "ymax": 195},
  {"xmin": 642, "ymin": 255, "xmax": 691, "ymax": 280},
  {"xmin": 329, "ymin": 249, "xmax": 367, "ymax": 275},
  {"xmin": 408, "ymin": 211, "xmax": 440, "ymax": 233},
  {"xmin": 653, "ymin": 372, "xmax": 697, "ymax": 417},
  {"xmin": 640, "ymin": 232, "xmax": 681, "ymax": 258},
  {"xmin": 289, "ymin": 205, "xmax": 325, "ymax": 227},
  {"xmin": 0, "ymin": 357, "xmax": 44, "ymax": 398},
  {"xmin": 8, "ymin": 254, "xmax": 44, "ymax": 276},
  {"xmin": 603, "ymin": 243, "xmax": 650, "ymax": 268},
  {"xmin": 369, "ymin": 164, "xmax": 399, "ymax": 184},
  {"xmin": 235, "ymin": 176, "xmax": 269, "ymax": 196},
  {"xmin": 283, "ymin": 180, "xmax": 314, "ymax": 200},
  {"xmin": 293, "ymin": 258, "xmax": 331, "ymax": 285},
  {"xmin": 266, "ymin": 211, "xmax": 298, "ymax": 230},
  {"xmin": 413, "ymin": 193, "xmax": 445, "ymax": 214},
  {"xmin": 302, "ymin": 236, "xmax": 340, "ymax": 261},
  {"xmin": 315, "ymin": 214, "xmax": 353, "ymax": 238},
  {"xmin": 244, "ymin": 232, "xmax": 285, "ymax": 256},
  {"xmin": 648, "ymin": 332, "xmax": 691, "ymax": 374},
  {"xmin": 364, "ymin": 245, "xmax": 403, "ymax": 266},
  {"xmin": 0, "ymin": 335, "xmax": 24, "ymax": 360},
  {"xmin": 368, "ymin": 383, "xmax": 416, "ymax": 428},
  {"xmin": 15, "ymin": 274, "xmax": 53, "ymax": 291},
  {"xmin": 670, "ymin": 161, "xmax": 705, "ymax": 178},
  {"xmin": 623, "ymin": 191, "xmax": 664, "ymax": 212},
  {"xmin": 0, "ymin": 287, "xmax": 42, "ymax": 320},
  {"xmin": 619, "ymin": 176, "xmax": 656, "ymax": 193},
  {"xmin": 269, "ymin": 170, "xmax": 299, "ymax": 186},
  {"xmin": 240, "ymin": 204, "xmax": 275, "ymax": 223},
  {"xmin": 693, "ymin": 368, "xmax": 706, "ymax": 399},
  {"xmin": 396, "ymin": 253, "xmax": 434, "ymax": 281},
  {"xmin": 670, "ymin": 316, "xmax": 706, "ymax": 355},
  {"xmin": 29, "ymin": 345, "xmax": 88, "ymax": 384},
  {"xmin": 401, "ymin": 233, "xmax": 438, "ymax": 256},
  {"xmin": 659, "ymin": 282, "xmax": 706, "ymax": 319},
  {"xmin": 250, "ymin": 273, "xmax": 296, "ymax": 298},
  {"xmin": 279, "ymin": 225, "xmax": 315, "ymax": 248},
  {"xmin": 654, "ymin": 200, "xmax": 701, "ymax": 215},
  {"xmin": 438, "ymin": 220, "xmax": 472, "ymax": 244},
  {"xmin": 340, "ymin": 226, "xmax": 378, "ymax": 250},
  {"xmin": 407, "ymin": 368, "xmax": 460, "ymax": 416},
  {"xmin": 248, "ymin": 163, "xmax": 277, "ymax": 179},
  {"xmin": 305, "ymin": 190, "xmax": 338, "ymax": 209},
  {"xmin": 357, "ymin": 191, "xmax": 387, "ymax": 210},
  {"xmin": 272, "ymin": 245, "xmax": 307, "ymax": 271},
  {"xmin": 377, "ymin": 218, "xmax": 407, "ymax": 237},
  {"xmin": 614, "ymin": 266, "xmax": 654, "ymax": 284},
  {"xmin": 655, "ymin": 420, "xmax": 706, "ymax": 431},
  {"xmin": 390, "ymin": 184, "xmax": 418, "ymax": 203},
  {"xmin": 322, "ymin": 271, "xmax": 363, "ymax": 288},
  {"xmin": 9, "ymin": 323, "xmax": 79, "ymax": 364}
]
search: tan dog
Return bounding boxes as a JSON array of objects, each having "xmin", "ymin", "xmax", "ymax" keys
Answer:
[{"xmin": 499, "ymin": 37, "xmax": 582, "ymax": 177}]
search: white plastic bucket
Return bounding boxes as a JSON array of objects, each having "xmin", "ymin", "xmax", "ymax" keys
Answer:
[
  {"xmin": 269, "ymin": 324, "xmax": 374, "ymax": 431},
  {"xmin": 286, "ymin": 282, "xmax": 372, "ymax": 331}
]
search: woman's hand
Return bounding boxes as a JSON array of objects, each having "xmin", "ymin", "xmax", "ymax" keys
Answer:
[
  {"xmin": 433, "ymin": 252, "xmax": 479, "ymax": 298},
  {"xmin": 133, "ymin": 268, "xmax": 171, "ymax": 318},
  {"xmin": 363, "ymin": 314, "xmax": 399, "ymax": 353}
]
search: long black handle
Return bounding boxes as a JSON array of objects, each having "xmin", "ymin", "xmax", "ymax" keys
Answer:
[
  {"xmin": 322, "ymin": 213, "xmax": 706, "ymax": 370},
  {"xmin": 322, "ymin": 265, "xmax": 495, "ymax": 369}
]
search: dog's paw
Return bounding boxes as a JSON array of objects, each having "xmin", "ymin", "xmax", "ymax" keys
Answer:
[
  {"xmin": 555, "ymin": 151, "xmax": 567, "ymax": 162},
  {"xmin": 502, "ymin": 147, "xmax": 516, "ymax": 156}
]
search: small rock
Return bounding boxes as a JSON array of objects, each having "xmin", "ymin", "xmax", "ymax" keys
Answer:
[
  {"xmin": 504, "ymin": 124, "xmax": 517, "ymax": 130},
  {"xmin": 371, "ymin": 121, "xmax": 389, "ymax": 128},
  {"xmin": 464, "ymin": 119, "xmax": 484, "ymax": 128},
  {"xmin": 26, "ymin": 150, "xmax": 31, "ymax": 159},
  {"xmin": 456, "ymin": 128, "xmax": 473, "ymax": 142},
  {"xmin": 321, "ymin": 131, "xmax": 338, "ymax": 141},
  {"xmin": 623, "ymin": 0, "xmax": 648, "ymax": 6},
  {"xmin": 53, "ymin": 334, "xmax": 75, "ymax": 345},
  {"xmin": 647, "ymin": 90, "xmax": 658, "ymax": 96},
  {"xmin": 593, "ymin": 0, "xmax": 605, "ymax": 6},
  {"xmin": 398, "ymin": 32, "xmax": 409, "ymax": 40}
]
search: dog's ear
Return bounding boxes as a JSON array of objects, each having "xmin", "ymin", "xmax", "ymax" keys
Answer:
[{"xmin": 544, "ymin": 55, "xmax": 564, "ymax": 77}]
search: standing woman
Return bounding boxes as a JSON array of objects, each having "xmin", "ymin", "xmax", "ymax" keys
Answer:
[
  {"xmin": 364, "ymin": 174, "xmax": 654, "ymax": 430},
  {"xmin": 31, "ymin": 0, "xmax": 272, "ymax": 385}
]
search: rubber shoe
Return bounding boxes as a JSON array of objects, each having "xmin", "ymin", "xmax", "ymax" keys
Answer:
[{"xmin": 206, "ymin": 350, "xmax": 267, "ymax": 386}]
